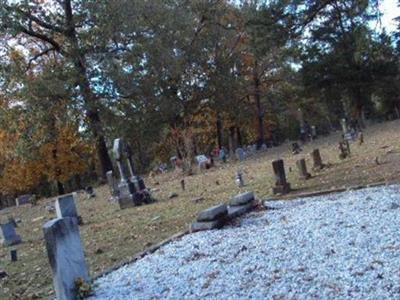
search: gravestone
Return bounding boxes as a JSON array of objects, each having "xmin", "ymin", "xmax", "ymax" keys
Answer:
[
  {"xmin": 291, "ymin": 142, "xmax": 302, "ymax": 155},
  {"xmin": 170, "ymin": 156, "xmax": 178, "ymax": 169},
  {"xmin": 341, "ymin": 118, "xmax": 348, "ymax": 134},
  {"xmin": 296, "ymin": 158, "xmax": 311, "ymax": 180},
  {"xmin": 235, "ymin": 148, "xmax": 245, "ymax": 161},
  {"xmin": 272, "ymin": 159, "xmax": 291, "ymax": 194},
  {"xmin": 43, "ymin": 217, "xmax": 89, "ymax": 300},
  {"xmin": 228, "ymin": 191, "xmax": 255, "ymax": 219},
  {"xmin": 0, "ymin": 222, "xmax": 22, "ymax": 246},
  {"xmin": 16, "ymin": 194, "xmax": 33, "ymax": 206},
  {"xmin": 338, "ymin": 141, "xmax": 349, "ymax": 159},
  {"xmin": 311, "ymin": 125, "xmax": 317, "ymax": 140},
  {"xmin": 195, "ymin": 154, "xmax": 209, "ymax": 169},
  {"xmin": 191, "ymin": 204, "xmax": 228, "ymax": 232},
  {"xmin": 113, "ymin": 138, "xmax": 140, "ymax": 209},
  {"xmin": 311, "ymin": 149, "xmax": 324, "ymax": 170},
  {"xmin": 125, "ymin": 144, "xmax": 145, "ymax": 190},
  {"xmin": 10, "ymin": 249, "xmax": 17, "ymax": 262},
  {"xmin": 235, "ymin": 171, "xmax": 244, "ymax": 187},
  {"xmin": 55, "ymin": 194, "xmax": 82, "ymax": 225},
  {"xmin": 106, "ymin": 171, "xmax": 119, "ymax": 197},
  {"xmin": 358, "ymin": 131, "xmax": 364, "ymax": 145}
]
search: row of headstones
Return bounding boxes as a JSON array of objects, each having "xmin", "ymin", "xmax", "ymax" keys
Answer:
[
  {"xmin": 0, "ymin": 194, "xmax": 81, "ymax": 248},
  {"xmin": 191, "ymin": 191, "xmax": 256, "ymax": 232},
  {"xmin": 272, "ymin": 148, "xmax": 325, "ymax": 195}
]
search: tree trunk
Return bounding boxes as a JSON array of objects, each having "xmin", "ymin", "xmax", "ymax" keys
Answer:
[
  {"xmin": 56, "ymin": 181, "xmax": 65, "ymax": 195},
  {"xmin": 63, "ymin": 0, "xmax": 112, "ymax": 179},
  {"xmin": 216, "ymin": 113, "xmax": 223, "ymax": 149},
  {"xmin": 253, "ymin": 64, "xmax": 265, "ymax": 148},
  {"xmin": 236, "ymin": 127, "xmax": 242, "ymax": 147},
  {"xmin": 229, "ymin": 126, "xmax": 236, "ymax": 154}
]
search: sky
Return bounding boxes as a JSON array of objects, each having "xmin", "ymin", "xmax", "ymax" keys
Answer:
[{"xmin": 380, "ymin": 0, "xmax": 399, "ymax": 33}]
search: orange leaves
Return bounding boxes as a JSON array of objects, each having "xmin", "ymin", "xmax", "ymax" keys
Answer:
[
  {"xmin": 39, "ymin": 125, "xmax": 92, "ymax": 183},
  {"xmin": 0, "ymin": 124, "xmax": 92, "ymax": 194}
]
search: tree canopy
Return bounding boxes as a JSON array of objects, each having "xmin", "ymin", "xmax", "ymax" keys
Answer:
[{"xmin": 0, "ymin": 0, "xmax": 398, "ymax": 198}]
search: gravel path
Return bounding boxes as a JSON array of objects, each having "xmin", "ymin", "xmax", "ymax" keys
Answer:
[{"xmin": 89, "ymin": 185, "xmax": 400, "ymax": 300}]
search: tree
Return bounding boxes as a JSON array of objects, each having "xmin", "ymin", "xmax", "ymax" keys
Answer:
[{"xmin": 0, "ymin": 0, "xmax": 113, "ymax": 178}]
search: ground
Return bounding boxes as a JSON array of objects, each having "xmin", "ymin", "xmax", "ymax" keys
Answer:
[
  {"xmin": 1, "ymin": 119, "xmax": 400, "ymax": 299},
  {"xmin": 88, "ymin": 185, "xmax": 400, "ymax": 299}
]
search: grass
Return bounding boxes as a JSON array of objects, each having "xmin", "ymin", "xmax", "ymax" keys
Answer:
[{"xmin": 1, "ymin": 119, "xmax": 400, "ymax": 299}]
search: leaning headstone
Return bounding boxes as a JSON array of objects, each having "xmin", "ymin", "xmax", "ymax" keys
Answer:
[
  {"xmin": 113, "ymin": 138, "xmax": 139, "ymax": 209},
  {"xmin": 55, "ymin": 194, "xmax": 82, "ymax": 225},
  {"xmin": 235, "ymin": 148, "xmax": 245, "ymax": 161},
  {"xmin": 0, "ymin": 222, "xmax": 22, "ymax": 246},
  {"xmin": 191, "ymin": 204, "xmax": 228, "ymax": 232},
  {"xmin": 296, "ymin": 158, "xmax": 311, "ymax": 180},
  {"xmin": 271, "ymin": 159, "xmax": 291, "ymax": 195},
  {"xmin": 16, "ymin": 194, "xmax": 33, "ymax": 206},
  {"xmin": 311, "ymin": 149, "xmax": 324, "ymax": 170},
  {"xmin": 106, "ymin": 171, "xmax": 119, "ymax": 197},
  {"xmin": 43, "ymin": 217, "xmax": 89, "ymax": 300}
]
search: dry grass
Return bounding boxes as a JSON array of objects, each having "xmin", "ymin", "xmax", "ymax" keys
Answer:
[{"xmin": 1, "ymin": 119, "xmax": 400, "ymax": 299}]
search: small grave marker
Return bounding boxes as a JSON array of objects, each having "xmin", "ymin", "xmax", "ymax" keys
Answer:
[
  {"xmin": 296, "ymin": 158, "xmax": 311, "ymax": 180},
  {"xmin": 311, "ymin": 149, "xmax": 324, "ymax": 170},
  {"xmin": 0, "ymin": 222, "xmax": 22, "ymax": 246},
  {"xmin": 272, "ymin": 159, "xmax": 291, "ymax": 195}
]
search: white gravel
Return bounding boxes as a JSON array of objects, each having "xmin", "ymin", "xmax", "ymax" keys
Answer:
[{"xmin": 89, "ymin": 185, "xmax": 400, "ymax": 300}]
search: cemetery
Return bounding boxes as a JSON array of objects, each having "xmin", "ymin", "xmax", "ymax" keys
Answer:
[
  {"xmin": 0, "ymin": 0, "xmax": 399, "ymax": 299},
  {"xmin": 1, "ymin": 120, "xmax": 400, "ymax": 299}
]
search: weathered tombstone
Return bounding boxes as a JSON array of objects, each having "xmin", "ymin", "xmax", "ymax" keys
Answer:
[
  {"xmin": 84, "ymin": 186, "xmax": 96, "ymax": 199},
  {"xmin": 338, "ymin": 142, "xmax": 347, "ymax": 159},
  {"xmin": 106, "ymin": 171, "xmax": 118, "ymax": 197},
  {"xmin": 358, "ymin": 131, "xmax": 364, "ymax": 145},
  {"xmin": 16, "ymin": 194, "xmax": 33, "ymax": 206},
  {"xmin": 291, "ymin": 142, "xmax": 302, "ymax": 155},
  {"xmin": 191, "ymin": 204, "xmax": 227, "ymax": 232},
  {"xmin": 235, "ymin": 148, "xmax": 245, "ymax": 161},
  {"xmin": 228, "ymin": 192, "xmax": 255, "ymax": 219},
  {"xmin": 311, "ymin": 125, "xmax": 317, "ymax": 140},
  {"xmin": 170, "ymin": 156, "xmax": 178, "ymax": 169},
  {"xmin": 43, "ymin": 217, "xmax": 89, "ymax": 300},
  {"xmin": 296, "ymin": 158, "xmax": 311, "ymax": 180},
  {"xmin": 271, "ymin": 159, "xmax": 291, "ymax": 194},
  {"xmin": 311, "ymin": 149, "xmax": 324, "ymax": 170},
  {"xmin": 0, "ymin": 222, "xmax": 22, "ymax": 246},
  {"xmin": 341, "ymin": 118, "xmax": 348, "ymax": 134},
  {"xmin": 235, "ymin": 171, "xmax": 244, "ymax": 187},
  {"xmin": 10, "ymin": 249, "xmax": 17, "ymax": 262},
  {"xmin": 125, "ymin": 144, "xmax": 145, "ymax": 190},
  {"xmin": 113, "ymin": 138, "xmax": 140, "ymax": 209},
  {"xmin": 195, "ymin": 154, "xmax": 209, "ymax": 169},
  {"xmin": 55, "ymin": 194, "xmax": 82, "ymax": 225}
]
